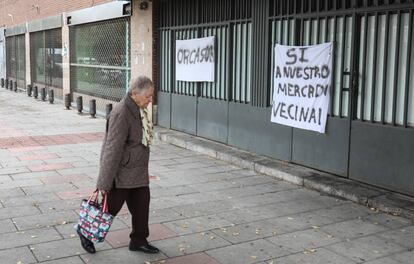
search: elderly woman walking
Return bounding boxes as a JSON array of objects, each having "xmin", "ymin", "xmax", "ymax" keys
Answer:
[{"xmin": 77, "ymin": 76, "xmax": 159, "ymax": 254}]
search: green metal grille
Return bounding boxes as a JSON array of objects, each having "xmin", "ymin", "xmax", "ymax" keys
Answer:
[
  {"xmin": 30, "ymin": 28, "xmax": 63, "ymax": 90},
  {"xmin": 70, "ymin": 17, "xmax": 131, "ymax": 102},
  {"xmin": 6, "ymin": 34, "xmax": 25, "ymax": 89}
]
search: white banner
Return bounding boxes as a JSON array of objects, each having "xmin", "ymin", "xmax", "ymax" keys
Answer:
[
  {"xmin": 175, "ymin": 36, "xmax": 215, "ymax": 82},
  {"xmin": 271, "ymin": 43, "xmax": 333, "ymax": 133}
]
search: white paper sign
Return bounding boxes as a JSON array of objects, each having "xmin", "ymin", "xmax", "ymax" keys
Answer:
[
  {"xmin": 271, "ymin": 43, "xmax": 333, "ymax": 133},
  {"xmin": 175, "ymin": 36, "xmax": 215, "ymax": 82}
]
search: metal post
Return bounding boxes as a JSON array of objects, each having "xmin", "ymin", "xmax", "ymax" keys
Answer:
[
  {"xmin": 5, "ymin": 79, "xmax": 8, "ymax": 89},
  {"xmin": 13, "ymin": 81, "xmax": 17, "ymax": 92},
  {"xmin": 1, "ymin": 78, "xmax": 4, "ymax": 87},
  {"xmin": 27, "ymin": 84, "xmax": 32, "ymax": 96},
  {"xmin": 33, "ymin": 86, "xmax": 38, "ymax": 99},
  {"xmin": 65, "ymin": 94, "xmax": 71, "ymax": 109},
  {"xmin": 89, "ymin": 99, "xmax": 96, "ymax": 118},
  {"xmin": 9, "ymin": 80, "xmax": 13, "ymax": 91},
  {"xmin": 76, "ymin": 96, "xmax": 83, "ymax": 113},
  {"xmin": 106, "ymin": 103, "xmax": 113, "ymax": 119},
  {"xmin": 41, "ymin": 88, "xmax": 46, "ymax": 101},
  {"xmin": 48, "ymin": 89, "xmax": 54, "ymax": 104}
]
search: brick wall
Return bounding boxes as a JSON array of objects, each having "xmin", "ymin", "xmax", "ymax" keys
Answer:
[{"xmin": 0, "ymin": 0, "xmax": 111, "ymax": 28}]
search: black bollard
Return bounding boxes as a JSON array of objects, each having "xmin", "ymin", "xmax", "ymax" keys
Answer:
[
  {"xmin": 48, "ymin": 89, "xmax": 54, "ymax": 104},
  {"xmin": 27, "ymin": 84, "xmax": 32, "ymax": 97},
  {"xmin": 89, "ymin": 99, "xmax": 96, "ymax": 118},
  {"xmin": 13, "ymin": 81, "xmax": 17, "ymax": 92},
  {"xmin": 106, "ymin": 103, "xmax": 113, "ymax": 119},
  {"xmin": 76, "ymin": 96, "xmax": 83, "ymax": 113},
  {"xmin": 5, "ymin": 79, "xmax": 8, "ymax": 89},
  {"xmin": 40, "ymin": 87, "xmax": 46, "ymax": 101},
  {"xmin": 1, "ymin": 78, "xmax": 4, "ymax": 88},
  {"xmin": 9, "ymin": 80, "xmax": 13, "ymax": 91},
  {"xmin": 33, "ymin": 86, "xmax": 38, "ymax": 99},
  {"xmin": 64, "ymin": 94, "xmax": 71, "ymax": 109}
]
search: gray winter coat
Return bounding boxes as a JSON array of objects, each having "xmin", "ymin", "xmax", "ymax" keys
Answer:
[{"xmin": 96, "ymin": 95, "xmax": 149, "ymax": 190}]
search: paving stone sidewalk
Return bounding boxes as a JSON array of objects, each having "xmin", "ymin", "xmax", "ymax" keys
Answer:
[{"xmin": 0, "ymin": 88, "xmax": 413, "ymax": 264}]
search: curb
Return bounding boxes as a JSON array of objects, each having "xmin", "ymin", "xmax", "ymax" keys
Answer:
[{"xmin": 154, "ymin": 127, "xmax": 414, "ymax": 220}]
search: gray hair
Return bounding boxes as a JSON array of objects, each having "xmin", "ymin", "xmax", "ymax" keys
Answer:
[{"xmin": 128, "ymin": 76, "xmax": 154, "ymax": 95}]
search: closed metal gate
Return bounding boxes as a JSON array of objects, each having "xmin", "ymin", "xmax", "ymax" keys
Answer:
[
  {"xmin": 30, "ymin": 28, "xmax": 63, "ymax": 98},
  {"xmin": 157, "ymin": 0, "xmax": 414, "ymax": 196},
  {"xmin": 0, "ymin": 28, "xmax": 5, "ymax": 80},
  {"xmin": 6, "ymin": 34, "xmax": 25, "ymax": 89},
  {"xmin": 350, "ymin": 9, "xmax": 414, "ymax": 195}
]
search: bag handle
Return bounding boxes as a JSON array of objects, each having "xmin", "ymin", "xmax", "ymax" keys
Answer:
[
  {"xmin": 102, "ymin": 193, "xmax": 109, "ymax": 213},
  {"xmin": 87, "ymin": 189, "xmax": 99, "ymax": 204},
  {"xmin": 86, "ymin": 189, "xmax": 110, "ymax": 213}
]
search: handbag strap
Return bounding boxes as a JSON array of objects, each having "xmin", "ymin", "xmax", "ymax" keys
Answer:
[
  {"xmin": 102, "ymin": 193, "xmax": 109, "ymax": 213},
  {"xmin": 87, "ymin": 189, "xmax": 99, "ymax": 204}
]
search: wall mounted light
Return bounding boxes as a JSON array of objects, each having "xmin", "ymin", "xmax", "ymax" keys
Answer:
[{"xmin": 139, "ymin": 0, "xmax": 148, "ymax": 10}]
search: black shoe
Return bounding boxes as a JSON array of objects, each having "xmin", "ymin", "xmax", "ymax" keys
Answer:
[
  {"xmin": 129, "ymin": 243, "xmax": 160, "ymax": 254},
  {"xmin": 77, "ymin": 229, "xmax": 96, "ymax": 254}
]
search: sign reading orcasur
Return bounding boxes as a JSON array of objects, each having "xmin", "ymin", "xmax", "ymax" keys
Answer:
[{"xmin": 175, "ymin": 36, "xmax": 215, "ymax": 82}]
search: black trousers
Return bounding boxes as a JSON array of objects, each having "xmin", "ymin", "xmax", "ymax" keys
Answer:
[{"xmin": 106, "ymin": 186, "xmax": 150, "ymax": 246}]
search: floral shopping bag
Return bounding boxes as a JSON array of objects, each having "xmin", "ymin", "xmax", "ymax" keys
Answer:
[{"xmin": 76, "ymin": 190, "xmax": 114, "ymax": 243}]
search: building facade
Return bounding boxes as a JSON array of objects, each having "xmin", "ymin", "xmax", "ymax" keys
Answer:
[
  {"xmin": 1, "ymin": 0, "xmax": 414, "ymax": 197},
  {"xmin": 156, "ymin": 0, "xmax": 414, "ymax": 196},
  {"xmin": 1, "ymin": 0, "xmax": 153, "ymax": 113}
]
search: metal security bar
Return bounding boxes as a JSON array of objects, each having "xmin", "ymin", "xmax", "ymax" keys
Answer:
[
  {"xmin": 269, "ymin": 0, "xmax": 414, "ymax": 126},
  {"xmin": 30, "ymin": 28, "xmax": 63, "ymax": 91},
  {"xmin": 159, "ymin": 30, "xmax": 172, "ymax": 92},
  {"xmin": 6, "ymin": 34, "xmax": 25, "ymax": 89},
  {"xmin": 158, "ymin": 0, "xmax": 252, "ymax": 103},
  {"xmin": 270, "ymin": 0, "xmax": 414, "ymax": 15},
  {"xmin": 269, "ymin": 15, "xmax": 354, "ymax": 118},
  {"xmin": 232, "ymin": 22, "xmax": 252, "ymax": 103},
  {"xmin": 356, "ymin": 10, "xmax": 414, "ymax": 127},
  {"xmin": 201, "ymin": 25, "xmax": 229, "ymax": 100},
  {"xmin": 70, "ymin": 17, "xmax": 131, "ymax": 102},
  {"xmin": 174, "ymin": 29, "xmax": 198, "ymax": 96}
]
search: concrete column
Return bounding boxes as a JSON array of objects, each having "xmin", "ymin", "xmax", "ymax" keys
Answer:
[
  {"xmin": 25, "ymin": 28, "xmax": 31, "ymax": 88},
  {"xmin": 61, "ymin": 14, "xmax": 70, "ymax": 100},
  {"xmin": 130, "ymin": 0, "xmax": 154, "ymax": 120},
  {"xmin": 131, "ymin": 0, "xmax": 153, "ymax": 79}
]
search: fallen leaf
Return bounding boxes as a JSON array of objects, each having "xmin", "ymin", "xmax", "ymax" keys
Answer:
[
  {"xmin": 311, "ymin": 226, "xmax": 320, "ymax": 229},
  {"xmin": 303, "ymin": 248, "xmax": 317, "ymax": 254},
  {"xmin": 250, "ymin": 256, "xmax": 257, "ymax": 260},
  {"xmin": 287, "ymin": 217, "xmax": 294, "ymax": 220},
  {"xmin": 210, "ymin": 236, "xmax": 215, "ymax": 240},
  {"xmin": 31, "ymin": 235, "xmax": 37, "ymax": 238},
  {"xmin": 233, "ymin": 232, "xmax": 240, "ymax": 236}
]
